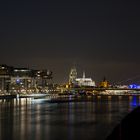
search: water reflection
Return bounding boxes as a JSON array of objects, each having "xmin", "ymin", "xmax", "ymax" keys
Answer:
[{"xmin": 0, "ymin": 96, "xmax": 140, "ymax": 140}]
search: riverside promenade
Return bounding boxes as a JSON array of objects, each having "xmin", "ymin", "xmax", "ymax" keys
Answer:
[
  {"xmin": 0, "ymin": 94, "xmax": 48, "ymax": 99},
  {"xmin": 1, "ymin": 93, "xmax": 140, "ymax": 101}
]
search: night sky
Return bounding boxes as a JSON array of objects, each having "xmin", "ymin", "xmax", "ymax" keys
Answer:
[{"xmin": 0, "ymin": 0, "xmax": 140, "ymax": 84}]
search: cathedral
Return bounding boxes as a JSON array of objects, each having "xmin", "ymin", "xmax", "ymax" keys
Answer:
[{"xmin": 69, "ymin": 67, "xmax": 95, "ymax": 87}]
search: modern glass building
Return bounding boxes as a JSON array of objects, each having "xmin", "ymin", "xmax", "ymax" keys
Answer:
[{"xmin": 0, "ymin": 64, "xmax": 53, "ymax": 94}]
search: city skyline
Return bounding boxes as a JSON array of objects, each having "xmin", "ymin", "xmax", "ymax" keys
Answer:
[
  {"xmin": 0, "ymin": 63, "xmax": 140, "ymax": 85},
  {"xmin": 0, "ymin": 0, "xmax": 140, "ymax": 83}
]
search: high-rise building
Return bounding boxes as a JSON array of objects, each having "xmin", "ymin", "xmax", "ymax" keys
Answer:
[
  {"xmin": 34, "ymin": 69, "xmax": 53, "ymax": 89},
  {"xmin": 0, "ymin": 64, "xmax": 53, "ymax": 94},
  {"xmin": 10, "ymin": 68, "xmax": 34, "ymax": 92},
  {"xmin": 0, "ymin": 65, "xmax": 12, "ymax": 93}
]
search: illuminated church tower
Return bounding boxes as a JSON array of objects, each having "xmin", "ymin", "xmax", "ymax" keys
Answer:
[{"xmin": 69, "ymin": 67, "xmax": 77, "ymax": 85}]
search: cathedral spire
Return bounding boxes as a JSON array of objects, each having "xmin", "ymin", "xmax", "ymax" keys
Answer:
[
  {"xmin": 83, "ymin": 71, "xmax": 85, "ymax": 79},
  {"xmin": 69, "ymin": 67, "xmax": 77, "ymax": 84}
]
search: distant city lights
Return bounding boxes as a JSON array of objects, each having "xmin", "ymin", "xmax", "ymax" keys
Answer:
[
  {"xmin": 16, "ymin": 79, "xmax": 21, "ymax": 84},
  {"xmin": 129, "ymin": 84, "xmax": 140, "ymax": 89}
]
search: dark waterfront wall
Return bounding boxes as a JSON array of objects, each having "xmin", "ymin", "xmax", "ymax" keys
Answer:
[{"xmin": 106, "ymin": 106, "xmax": 140, "ymax": 140}]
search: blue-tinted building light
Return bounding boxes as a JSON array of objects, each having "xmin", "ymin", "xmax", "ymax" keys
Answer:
[
  {"xmin": 129, "ymin": 84, "xmax": 140, "ymax": 89},
  {"xmin": 16, "ymin": 79, "xmax": 21, "ymax": 84}
]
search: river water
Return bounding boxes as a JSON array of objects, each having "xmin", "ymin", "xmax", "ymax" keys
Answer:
[{"xmin": 0, "ymin": 96, "xmax": 140, "ymax": 140}]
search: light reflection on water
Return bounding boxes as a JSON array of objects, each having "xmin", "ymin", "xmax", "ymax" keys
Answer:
[{"xmin": 0, "ymin": 96, "xmax": 140, "ymax": 140}]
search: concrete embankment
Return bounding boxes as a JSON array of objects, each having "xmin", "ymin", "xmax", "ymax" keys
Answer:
[
  {"xmin": 106, "ymin": 106, "xmax": 140, "ymax": 140},
  {"xmin": 0, "ymin": 94, "xmax": 49, "ymax": 99},
  {"xmin": 0, "ymin": 94, "xmax": 140, "ymax": 102},
  {"xmin": 0, "ymin": 95, "xmax": 17, "ymax": 99}
]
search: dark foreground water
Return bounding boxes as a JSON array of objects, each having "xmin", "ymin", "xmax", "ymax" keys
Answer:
[{"xmin": 0, "ymin": 96, "xmax": 140, "ymax": 140}]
